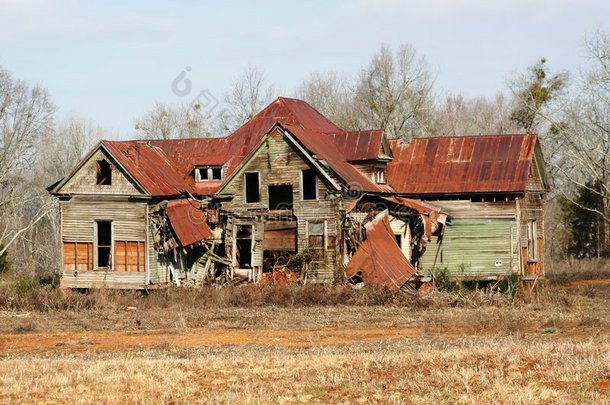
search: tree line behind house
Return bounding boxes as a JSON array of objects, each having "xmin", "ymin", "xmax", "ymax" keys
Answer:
[{"xmin": 1, "ymin": 30, "xmax": 609, "ymax": 278}]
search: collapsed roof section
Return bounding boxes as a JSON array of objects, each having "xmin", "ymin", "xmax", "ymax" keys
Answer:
[
  {"xmin": 346, "ymin": 194, "xmax": 446, "ymax": 241},
  {"xmin": 345, "ymin": 210, "xmax": 416, "ymax": 290}
]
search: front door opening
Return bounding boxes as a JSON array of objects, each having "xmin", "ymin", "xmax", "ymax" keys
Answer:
[
  {"xmin": 268, "ymin": 184, "xmax": 293, "ymax": 210},
  {"xmin": 235, "ymin": 225, "xmax": 253, "ymax": 268},
  {"xmin": 96, "ymin": 220, "xmax": 112, "ymax": 268}
]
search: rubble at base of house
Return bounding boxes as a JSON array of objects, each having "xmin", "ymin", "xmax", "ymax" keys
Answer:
[{"xmin": 144, "ymin": 194, "xmax": 446, "ymax": 290}]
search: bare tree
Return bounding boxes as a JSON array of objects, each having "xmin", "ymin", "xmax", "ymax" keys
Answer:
[
  {"xmin": 134, "ymin": 102, "xmax": 213, "ymax": 139},
  {"xmin": 548, "ymin": 31, "xmax": 610, "ymax": 255},
  {"xmin": 352, "ymin": 44, "xmax": 435, "ymax": 139},
  {"xmin": 432, "ymin": 92, "xmax": 520, "ymax": 136},
  {"xmin": 296, "ymin": 71, "xmax": 358, "ymax": 130},
  {"xmin": 217, "ymin": 66, "xmax": 276, "ymax": 133},
  {"xmin": 0, "ymin": 66, "xmax": 55, "ymax": 259}
]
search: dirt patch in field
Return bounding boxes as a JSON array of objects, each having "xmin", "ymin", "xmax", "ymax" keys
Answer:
[
  {"xmin": 0, "ymin": 326, "xmax": 424, "ymax": 355},
  {"xmin": 594, "ymin": 380, "xmax": 610, "ymax": 393}
]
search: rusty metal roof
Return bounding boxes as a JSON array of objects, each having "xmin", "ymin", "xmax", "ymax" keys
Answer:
[
  {"xmin": 102, "ymin": 140, "xmax": 194, "ymax": 196},
  {"xmin": 102, "ymin": 97, "xmax": 374, "ymax": 196},
  {"xmin": 387, "ymin": 134, "xmax": 539, "ymax": 195},
  {"xmin": 326, "ymin": 130, "xmax": 385, "ymax": 161},
  {"xmin": 166, "ymin": 199, "xmax": 213, "ymax": 247},
  {"xmin": 283, "ymin": 123, "xmax": 384, "ymax": 193},
  {"xmin": 345, "ymin": 210, "xmax": 415, "ymax": 290}
]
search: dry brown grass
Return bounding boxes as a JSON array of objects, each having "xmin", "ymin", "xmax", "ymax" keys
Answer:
[{"xmin": 0, "ymin": 266, "xmax": 609, "ymax": 403}]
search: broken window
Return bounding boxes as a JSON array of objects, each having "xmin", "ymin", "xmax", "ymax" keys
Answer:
[
  {"xmin": 527, "ymin": 219, "xmax": 537, "ymax": 262},
  {"xmin": 195, "ymin": 166, "xmax": 223, "ymax": 182},
  {"xmin": 394, "ymin": 234, "xmax": 402, "ymax": 248},
  {"xmin": 373, "ymin": 167, "xmax": 386, "ymax": 184},
  {"xmin": 96, "ymin": 159, "xmax": 112, "ymax": 185},
  {"xmin": 211, "ymin": 167, "xmax": 222, "ymax": 180},
  {"xmin": 301, "ymin": 169, "xmax": 317, "ymax": 200},
  {"xmin": 308, "ymin": 221, "xmax": 325, "ymax": 248},
  {"xmin": 268, "ymin": 184, "xmax": 293, "ymax": 210},
  {"xmin": 244, "ymin": 172, "xmax": 260, "ymax": 203},
  {"xmin": 96, "ymin": 220, "xmax": 112, "ymax": 269}
]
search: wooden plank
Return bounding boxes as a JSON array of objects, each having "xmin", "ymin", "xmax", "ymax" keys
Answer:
[
  {"xmin": 264, "ymin": 228, "xmax": 297, "ymax": 251},
  {"xmin": 115, "ymin": 241, "xmax": 125, "ymax": 271}
]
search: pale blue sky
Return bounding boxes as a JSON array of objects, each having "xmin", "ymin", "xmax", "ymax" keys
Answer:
[{"xmin": 1, "ymin": 0, "xmax": 608, "ymax": 138}]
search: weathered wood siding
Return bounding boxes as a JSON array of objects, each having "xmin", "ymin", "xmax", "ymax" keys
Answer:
[
  {"xmin": 60, "ymin": 198, "xmax": 148, "ymax": 288},
  {"xmin": 59, "ymin": 149, "xmax": 142, "ymax": 195},
  {"xmin": 519, "ymin": 162, "xmax": 545, "ymax": 276},
  {"xmin": 219, "ymin": 128, "xmax": 340, "ymax": 282}
]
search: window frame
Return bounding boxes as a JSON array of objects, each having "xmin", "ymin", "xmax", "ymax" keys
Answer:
[
  {"xmin": 94, "ymin": 220, "xmax": 113, "ymax": 270},
  {"xmin": 301, "ymin": 169, "xmax": 318, "ymax": 201},
  {"xmin": 527, "ymin": 219, "xmax": 537, "ymax": 262},
  {"xmin": 372, "ymin": 166, "xmax": 386, "ymax": 185},
  {"xmin": 96, "ymin": 159, "xmax": 112, "ymax": 185},
  {"xmin": 244, "ymin": 171, "xmax": 261, "ymax": 204},
  {"xmin": 195, "ymin": 166, "xmax": 223, "ymax": 182}
]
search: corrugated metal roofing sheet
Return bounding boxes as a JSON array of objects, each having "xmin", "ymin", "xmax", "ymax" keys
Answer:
[
  {"xmin": 326, "ymin": 130, "xmax": 385, "ymax": 161},
  {"xmin": 165, "ymin": 199, "xmax": 213, "ymax": 247},
  {"xmin": 102, "ymin": 140, "xmax": 193, "ymax": 196},
  {"xmin": 345, "ymin": 210, "xmax": 415, "ymax": 290},
  {"xmin": 387, "ymin": 134, "xmax": 539, "ymax": 195}
]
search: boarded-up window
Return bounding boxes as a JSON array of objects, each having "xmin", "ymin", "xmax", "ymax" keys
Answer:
[
  {"xmin": 244, "ymin": 172, "xmax": 260, "ymax": 203},
  {"xmin": 114, "ymin": 241, "xmax": 145, "ymax": 272},
  {"xmin": 96, "ymin": 159, "xmax": 112, "ymax": 185},
  {"xmin": 96, "ymin": 220, "xmax": 112, "ymax": 268},
  {"xmin": 63, "ymin": 242, "xmax": 93, "ymax": 271},
  {"xmin": 308, "ymin": 221, "xmax": 325, "ymax": 248},
  {"xmin": 264, "ymin": 221, "xmax": 297, "ymax": 251},
  {"xmin": 301, "ymin": 169, "xmax": 317, "ymax": 200}
]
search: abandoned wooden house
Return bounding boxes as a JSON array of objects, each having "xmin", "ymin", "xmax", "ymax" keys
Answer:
[{"xmin": 48, "ymin": 97, "xmax": 547, "ymax": 290}]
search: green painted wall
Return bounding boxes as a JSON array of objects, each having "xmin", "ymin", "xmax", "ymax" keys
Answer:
[{"xmin": 420, "ymin": 218, "xmax": 518, "ymax": 277}]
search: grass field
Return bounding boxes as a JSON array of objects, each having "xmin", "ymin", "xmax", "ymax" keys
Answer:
[{"xmin": 0, "ymin": 271, "xmax": 609, "ymax": 404}]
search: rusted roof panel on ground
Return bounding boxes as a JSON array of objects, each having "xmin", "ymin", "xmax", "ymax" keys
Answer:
[
  {"xmin": 325, "ymin": 130, "xmax": 385, "ymax": 161},
  {"xmin": 345, "ymin": 210, "xmax": 416, "ymax": 290},
  {"xmin": 166, "ymin": 199, "xmax": 213, "ymax": 247},
  {"xmin": 387, "ymin": 134, "xmax": 539, "ymax": 195}
]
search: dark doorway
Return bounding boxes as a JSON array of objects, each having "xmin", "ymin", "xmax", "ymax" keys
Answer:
[
  {"xmin": 235, "ymin": 225, "xmax": 253, "ymax": 268},
  {"xmin": 268, "ymin": 184, "xmax": 293, "ymax": 210},
  {"xmin": 96, "ymin": 220, "xmax": 112, "ymax": 268}
]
